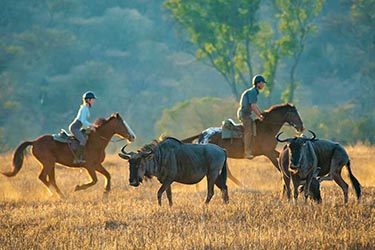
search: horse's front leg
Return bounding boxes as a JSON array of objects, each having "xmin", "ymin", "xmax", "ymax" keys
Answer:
[
  {"xmin": 75, "ymin": 167, "xmax": 98, "ymax": 191},
  {"xmin": 94, "ymin": 163, "xmax": 111, "ymax": 193},
  {"xmin": 265, "ymin": 150, "xmax": 281, "ymax": 172},
  {"xmin": 282, "ymin": 173, "xmax": 292, "ymax": 201}
]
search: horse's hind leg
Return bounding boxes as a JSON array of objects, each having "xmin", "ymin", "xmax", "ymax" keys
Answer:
[
  {"xmin": 94, "ymin": 164, "xmax": 111, "ymax": 193},
  {"xmin": 38, "ymin": 166, "xmax": 54, "ymax": 196},
  {"xmin": 75, "ymin": 167, "xmax": 98, "ymax": 191},
  {"xmin": 47, "ymin": 167, "xmax": 65, "ymax": 198}
]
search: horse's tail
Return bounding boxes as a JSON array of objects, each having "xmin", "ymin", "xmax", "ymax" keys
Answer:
[
  {"xmin": 181, "ymin": 134, "xmax": 200, "ymax": 143},
  {"xmin": 226, "ymin": 165, "xmax": 243, "ymax": 187},
  {"xmin": 345, "ymin": 159, "xmax": 362, "ymax": 200},
  {"xmin": 3, "ymin": 141, "xmax": 33, "ymax": 177}
]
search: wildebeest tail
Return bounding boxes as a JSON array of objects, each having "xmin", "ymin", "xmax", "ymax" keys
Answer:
[
  {"xmin": 181, "ymin": 134, "xmax": 200, "ymax": 143},
  {"xmin": 3, "ymin": 141, "xmax": 33, "ymax": 177},
  {"xmin": 220, "ymin": 157, "xmax": 227, "ymax": 182},
  {"xmin": 346, "ymin": 160, "xmax": 361, "ymax": 200}
]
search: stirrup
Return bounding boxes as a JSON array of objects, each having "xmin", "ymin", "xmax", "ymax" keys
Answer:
[
  {"xmin": 73, "ymin": 158, "xmax": 86, "ymax": 164},
  {"xmin": 244, "ymin": 153, "xmax": 254, "ymax": 159}
]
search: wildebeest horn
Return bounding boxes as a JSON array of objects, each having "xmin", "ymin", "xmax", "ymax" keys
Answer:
[
  {"xmin": 307, "ymin": 130, "xmax": 316, "ymax": 141},
  {"xmin": 119, "ymin": 144, "xmax": 132, "ymax": 159},
  {"xmin": 121, "ymin": 144, "xmax": 129, "ymax": 155},
  {"xmin": 276, "ymin": 132, "xmax": 293, "ymax": 143}
]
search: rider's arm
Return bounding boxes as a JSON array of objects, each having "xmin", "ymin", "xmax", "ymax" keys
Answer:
[{"xmin": 251, "ymin": 103, "xmax": 264, "ymax": 121}]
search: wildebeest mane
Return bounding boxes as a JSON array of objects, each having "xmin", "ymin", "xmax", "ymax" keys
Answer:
[{"xmin": 137, "ymin": 136, "xmax": 183, "ymax": 153}]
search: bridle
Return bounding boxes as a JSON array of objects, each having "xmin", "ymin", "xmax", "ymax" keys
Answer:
[
  {"xmin": 97, "ymin": 117, "xmax": 132, "ymax": 142},
  {"xmin": 284, "ymin": 111, "xmax": 299, "ymax": 130}
]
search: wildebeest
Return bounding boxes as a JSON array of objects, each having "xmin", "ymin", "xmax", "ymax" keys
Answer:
[
  {"xmin": 279, "ymin": 144, "xmax": 322, "ymax": 203},
  {"xmin": 277, "ymin": 130, "xmax": 361, "ymax": 204},
  {"xmin": 119, "ymin": 137, "xmax": 229, "ymax": 206},
  {"xmin": 3, "ymin": 113, "xmax": 136, "ymax": 197},
  {"xmin": 182, "ymin": 103, "xmax": 304, "ymax": 173}
]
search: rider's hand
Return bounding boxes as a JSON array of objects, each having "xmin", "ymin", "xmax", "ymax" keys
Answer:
[
  {"xmin": 90, "ymin": 125, "xmax": 96, "ymax": 132},
  {"xmin": 259, "ymin": 115, "xmax": 264, "ymax": 121}
]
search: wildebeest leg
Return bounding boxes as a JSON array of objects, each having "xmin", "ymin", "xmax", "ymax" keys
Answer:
[
  {"xmin": 157, "ymin": 180, "xmax": 173, "ymax": 206},
  {"xmin": 166, "ymin": 185, "xmax": 173, "ymax": 207},
  {"xmin": 205, "ymin": 172, "xmax": 219, "ymax": 204},
  {"xmin": 94, "ymin": 164, "xmax": 111, "ymax": 193},
  {"xmin": 332, "ymin": 167, "xmax": 349, "ymax": 204},
  {"xmin": 75, "ymin": 167, "xmax": 98, "ymax": 191},
  {"xmin": 214, "ymin": 175, "xmax": 229, "ymax": 204},
  {"xmin": 291, "ymin": 175, "xmax": 301, "ymax": 202},
  {"xmin": 47, "ymin": 167, "xmax": 65, "ymax": 198},
  {"xmin": 304, "ymin": 172, "xmax": 314, "ymax": 203}
]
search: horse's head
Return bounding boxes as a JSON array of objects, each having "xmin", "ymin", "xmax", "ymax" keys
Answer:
[
  {"xmin": 110, "ymin": 113, "xmax": 136, "ymax": 142},
  {"xmin": 283, "ymin": 104, "xmax": 304, "ymax": 132},
  {"xmin": 262, "ymin": 103, "xmax": 304, "ymax": 133}
]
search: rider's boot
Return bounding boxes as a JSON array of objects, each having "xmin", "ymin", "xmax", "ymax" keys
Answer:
[
  {"xmin": 73, "ymin": 145, "xmax": 86, "ymax": 164},
  {"xmin": 244, "ymin": 128, "xmax": 254, "ymax": 159}
]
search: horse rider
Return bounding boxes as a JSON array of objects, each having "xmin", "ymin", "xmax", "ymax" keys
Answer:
[
  {"xmin": 69, "ymin": 91, "xmax": 97, "ymax": 164},
  {"xmin": 237, "ymin": 75, "xmax": 266, "ymax": 159}
]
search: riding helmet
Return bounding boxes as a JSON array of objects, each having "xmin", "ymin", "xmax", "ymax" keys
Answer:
[
  {"xmin": 252, "ymin": 75, "xmax": 267, "ymax": 85},
  {"xmin": 82, "ymin": 91, "xmax": 97, "ymax": 100}
]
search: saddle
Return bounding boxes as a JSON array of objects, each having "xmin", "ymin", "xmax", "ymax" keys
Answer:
[
  {"xmin": 221, "ymin": 119, "xmax": 256, "ymax": 140},
  {"xmin": 52, "ymin": 129, "xmax": 88, "ymax": 144},
  {"xmin": 221, "ymin": 119, "xmax": 243, "ymax": 139}
]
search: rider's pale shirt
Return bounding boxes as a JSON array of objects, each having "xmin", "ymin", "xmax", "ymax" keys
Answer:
[
  {"xmin": 238, "ymin": 86, "xmax": 259, "ymax": 120},
  {"xmin": 74, "ymin": 104, "xmax": 91, "ymax": 127}
]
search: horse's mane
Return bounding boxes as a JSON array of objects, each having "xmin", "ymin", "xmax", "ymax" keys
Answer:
[
  {"xmin": 263, "ymin": 103, "xmax": 295, "ymax": 114},
  {"xmin": 93, "ymin": 113, "xmax": 119, "ymax": 128},
  {"xmin": 93, "ymin": 118, "xmax": 107, "ymax": 127}
]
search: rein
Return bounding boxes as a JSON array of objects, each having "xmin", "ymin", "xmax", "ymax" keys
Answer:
[
  {"xmin": 97, "ymin": 117, "xmax": 129, "ymax": 142},
  {"xmin": 99, "ymin": 135, "xmax": 124, "ymax": 142}
]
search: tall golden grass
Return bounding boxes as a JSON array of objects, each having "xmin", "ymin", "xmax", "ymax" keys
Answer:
[{"xmin": 0, "ymin": 144, "xmax": 374, "ymax": 249}]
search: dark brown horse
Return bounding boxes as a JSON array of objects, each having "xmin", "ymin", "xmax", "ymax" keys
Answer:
[
  {"xmin": 182, "ymin": 103, "xmax": 304, "ymax": 172},
  {"xmin": 3, "ymin": 113, "xmax": 136, "ymax": 197}
]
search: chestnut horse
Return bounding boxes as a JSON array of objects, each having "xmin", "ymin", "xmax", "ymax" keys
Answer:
[
  {"xmin": 182, "ymin": 103, "xmax": 304, "ymax": 172},
  {"xmin": 3, "ymin": 113, "xmax": 136, "ymax": 197}
]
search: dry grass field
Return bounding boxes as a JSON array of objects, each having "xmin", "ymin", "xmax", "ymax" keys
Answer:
[{"xmin": 0, "ymin": 143, "xmax": 374, "ymax": 249}]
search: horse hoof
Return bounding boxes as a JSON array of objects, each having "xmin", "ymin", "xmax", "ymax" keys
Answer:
[{"xmin": 74, "ymin": 185, "xmax": 80, "ymax": 191}]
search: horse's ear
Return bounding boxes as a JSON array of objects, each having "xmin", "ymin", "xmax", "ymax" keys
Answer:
[{"xmin": 112, "ymin": 112, "xmax": 119, "ymax": 118}]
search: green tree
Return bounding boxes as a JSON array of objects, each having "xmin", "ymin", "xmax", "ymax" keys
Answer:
[
  {"xmin": 274, "ymin": 0, "xmax": 324, "ymax": 103},
  {"xmin": 164, "ymin": 0, "xmax": 262, "ymax": 98}
]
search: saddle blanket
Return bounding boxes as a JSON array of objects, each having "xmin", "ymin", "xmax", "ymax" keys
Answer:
[{"xmin": 199, "ymin": 127, "xmax": 222, "ymax": 144}]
